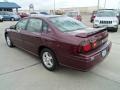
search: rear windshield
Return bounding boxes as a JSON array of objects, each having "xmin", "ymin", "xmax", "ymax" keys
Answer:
[
  {"xmin": 96, "ymin": 11, "xmax": 116, "ymax": 17},
  {"xmin": 50, "ymin": 16, "xmax": 86, "ymax": 32}
]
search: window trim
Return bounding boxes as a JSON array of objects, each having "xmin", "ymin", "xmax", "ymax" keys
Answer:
[{"xmin": 41, "ymin": 20, "xmax": 49, "ymax": 33}]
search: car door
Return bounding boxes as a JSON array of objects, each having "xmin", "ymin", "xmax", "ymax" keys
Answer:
[
  {"xmin": 9, "ymin": 19, "xmax": 28, "ymax": 48},
  {"xmin": 20, "ymin": 18, "xmax": 43, "ymax": 55},
  {"xmin": 3, "ymin": 12, "xmax": 10, "ymax": 20},
  {"xmin": 0, "ymin": 12, "xmax": 5, "ymax": 20},
  {"xmin": 0, "ymin": 12, "xmax": 2, "ymax": 16}
]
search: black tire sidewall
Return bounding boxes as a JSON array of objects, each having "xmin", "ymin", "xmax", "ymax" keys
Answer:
[
  {"xmin": 40, "ymin": 48, "xmax": 58, "ymax": 71},
  {"xmin": 90, "ymin": 19, "xmax": 93, "ymax": 23},
  {"xmin": 114, "ymin": 28, "xmax": 118, "ymax": 32},
  {"xmin": 0, "ymin": 19, "xmax": 3, "ymax": 22},
  {"xmin": 111, "ymin": 28, "xmax": 118, "ymax": 32}
]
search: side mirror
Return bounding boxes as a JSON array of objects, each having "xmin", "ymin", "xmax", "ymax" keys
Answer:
[{"xmin": 10, "ymin": 25, "xmax": 16, "ymax": 29}]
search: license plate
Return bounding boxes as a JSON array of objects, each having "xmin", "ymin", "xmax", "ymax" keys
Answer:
[{"xmin": 102, "ymin": 49, "xmax": 107, "ymax": 57}]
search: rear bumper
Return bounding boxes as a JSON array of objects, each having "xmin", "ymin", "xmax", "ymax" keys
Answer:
[{"xmin": 60, "ymin": 41, "xmax": 112, "ymax": 71}]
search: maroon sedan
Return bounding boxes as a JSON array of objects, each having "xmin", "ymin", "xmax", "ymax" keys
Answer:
[{"xmin": 5, "ymin": 15, "xmax": 111, "ymax": 71}]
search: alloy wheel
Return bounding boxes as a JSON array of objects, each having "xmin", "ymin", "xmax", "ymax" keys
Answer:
[
  {"xmin": 42, "ymin": 52, "xmax": 54, "ymax": 68},
  {"xmin": 6, "ymin": 36, "xmax": 11, "ymax": 46}
]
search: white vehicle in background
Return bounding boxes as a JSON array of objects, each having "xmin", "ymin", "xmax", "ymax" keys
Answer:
[
  {"xmin": 93, "ymin": 10, "xmax": 119, "ymax": 32},
  {"xmin": 64, "ymin": 11, "xmax": 82, "ymax": 21},
  {"xmin": 0, "ymin": 15, "xmax": 3, "ymax": 22}
]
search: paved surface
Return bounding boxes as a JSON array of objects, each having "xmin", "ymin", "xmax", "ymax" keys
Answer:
[{"xmin": 0, "ymin": 15, "xmax": 120, "ymax": 90}]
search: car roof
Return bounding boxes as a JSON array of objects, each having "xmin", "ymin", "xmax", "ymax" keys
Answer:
[{"xmin": 30, "ymin": 14, "xmax": 61, "ymax": 19}]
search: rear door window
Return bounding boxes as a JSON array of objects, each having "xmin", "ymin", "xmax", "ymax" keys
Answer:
[{"xmin": 26, "ymin": 18, "xmax": 42, "ymax": 32}]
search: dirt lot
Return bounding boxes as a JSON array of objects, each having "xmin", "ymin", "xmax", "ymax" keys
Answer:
[{"xmin": 0, "ymin": 15, "xmax": 120, "ymax": 90}]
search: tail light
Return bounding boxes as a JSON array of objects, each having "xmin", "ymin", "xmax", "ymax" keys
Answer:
[
  {"xmin": 72, "ymin": 39, "xmax": 97, "ymax": 54},
  {"xmin": 82, "ymin": 44, "xmax": 91, "ymax": 52},
  {"xmin": 92, "ymin": 41, "xmax": 97, "ymax": 48},
  {"xmin": 81, "ymin": 40, "xmax": 92, "ymax": 52}
]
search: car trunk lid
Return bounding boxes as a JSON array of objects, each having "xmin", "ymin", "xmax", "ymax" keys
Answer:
[{"xmin": 66, "ymin": 27, "xmax": 108, "ymax": 53}]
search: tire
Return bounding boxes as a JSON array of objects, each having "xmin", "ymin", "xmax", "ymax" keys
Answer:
[
  {"xmin": 40, "ymin": 48, "xmax": 58, "ymax": 71},
  {"xmin": 11, "ymin": 18, "xmax": 15, "ymax": 21},
  {"xmin": 114, "ymin": 28, "xmax": 118, "ymax": 32},
  {"xmin": 110, "ymin": 28, "xmax": 118, "ymax": 32},
  {"xmin": 90, "ymin": 19, "xmax": 93, "ymax": 23},
  {"xmin": 0, "ymin": 19, "xmax": 3, "ymax": 22},
  {"xmin": 5, "ymin": 34, "xmax": 14, "ymax": 47},
  {"xmin": 93, "ymin": 24, "xmax": 97, "ymax": 28}
]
